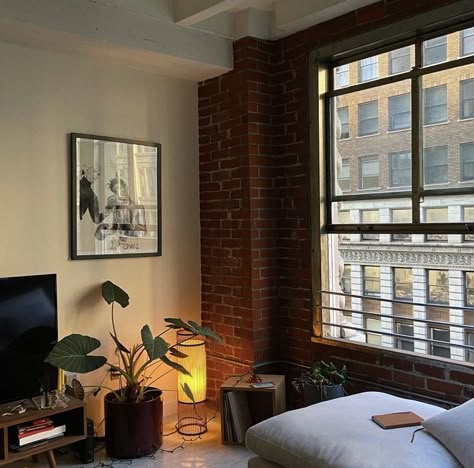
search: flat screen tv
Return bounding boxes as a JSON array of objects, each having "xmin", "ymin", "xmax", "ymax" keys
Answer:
[{"xmin": 0, "ymin": 273, "xmax": 58, "ymax": 404}]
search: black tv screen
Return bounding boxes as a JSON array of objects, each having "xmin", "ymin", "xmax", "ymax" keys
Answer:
[{"xmin": 0, "ymin": 274, "xmax": 58, "ymax": 404}]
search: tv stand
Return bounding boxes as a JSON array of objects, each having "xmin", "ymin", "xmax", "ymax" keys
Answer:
[{"xmin": 0, "ymin": 397, "xmax": 86, "ymax": 467}]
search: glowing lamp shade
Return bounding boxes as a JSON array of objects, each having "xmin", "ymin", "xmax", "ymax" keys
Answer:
[{"xmin": 176, "ymin": 330, "xmax": 207, "ymax": 435}]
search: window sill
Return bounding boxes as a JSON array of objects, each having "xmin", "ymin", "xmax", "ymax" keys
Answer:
[
  {"xmin": 310, "ymin": 335, "xmax": 474, "ymax": 370},
  {"xmin": 387, "ymin": 128, "xmax": 411, "ymax": 134},
  {"xmin": 424, "ymin": 120, "xmax": 449, "ymax": 128},
  {"xmin": 457, "ymin": 117, "xmax": 474, "ymax": 122},
  {"xmin": 357, "ymin": 133, "xmax": 380, "ymax": 139},
  {"xmin": 357, "ymin": 187, "xmax": 382, "ymax": 191}
]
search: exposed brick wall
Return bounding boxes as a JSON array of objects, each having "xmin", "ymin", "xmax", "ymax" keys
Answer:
[{"xmin": 200, "ymin": 0, "xmax": 474, "ymax": 404}]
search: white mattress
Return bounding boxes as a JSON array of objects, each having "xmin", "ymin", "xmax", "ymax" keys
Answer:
[{"xmin": 245, "ymin": 391, "xmax": 461, "ymax": 468}]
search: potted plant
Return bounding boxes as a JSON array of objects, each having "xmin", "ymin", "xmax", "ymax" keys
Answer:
[
  {"xmin": 292, "ymin": 361, "xmax": 348, "ymax": 406},
  {"xmin": 46, "ymin": 281, "xmax": 221, "ymax": 459}
]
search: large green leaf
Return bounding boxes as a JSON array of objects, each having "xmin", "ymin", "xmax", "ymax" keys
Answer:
[
  {"xmin": 102, "ymin": 281, "xmax": 129, "ymax": 308},
  {"xmin": 188, "ymin": 321, "xmax": 223, "ymax": 344},
  {"xmin": 161, "ymin": 355, "xmax": 192, "ymax": 376},
  {"xmin": 181, "ymin": 382, "xmax": 195, "ymax": 403},
  {"xmin": 164, "ymin": 318, "xmax": 199, "ymax": 334},
  {"xmin": 110, "ymin": 332, "xmax": 130, "ymax": 354},
  {"xmin": 141, "ymin": 325, "xmax": 168, "ymax": 361},
  {"xmin": 169, "ymin": 347, "xmax": 188, "ymax": 359},
  {"xmin": 46, "ymin": 334, "xmax": 107, "ymax": 373}
]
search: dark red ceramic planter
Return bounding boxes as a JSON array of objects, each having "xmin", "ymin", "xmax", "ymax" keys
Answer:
[{"xmin": 104, "ymin": 388, "xmax": 163, "ymax": 459}]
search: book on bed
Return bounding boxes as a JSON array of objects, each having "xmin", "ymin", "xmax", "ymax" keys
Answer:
[{"xmin": 371, "ymin": 411, "xmax": 423, "ymax": 429}]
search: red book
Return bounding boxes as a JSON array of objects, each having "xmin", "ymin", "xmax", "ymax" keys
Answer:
[
  {"xmin": 18, "ymin": 425, "xmax": 54, "ymax": 439},
  {"xmin": 17, "ymin": 419, "xmax": 53, "ymax": 434}
]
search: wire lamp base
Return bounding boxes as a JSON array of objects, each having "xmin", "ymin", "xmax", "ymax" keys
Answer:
[{"xmin": 177, "ymin": 400, "xmax": 208, "ymax": 436}]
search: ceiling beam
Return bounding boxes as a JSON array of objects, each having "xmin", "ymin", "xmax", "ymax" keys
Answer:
[
  {"xmin": 0, "ymin": 0, "xmax": 233, "ymax": 80},
  {"xmin": 174, "ymin": 0, "xmax": 248, "ymax": 27},
  {"xmin": 274, "ymin": 0, "xmax": 380, "ymax": 36}
]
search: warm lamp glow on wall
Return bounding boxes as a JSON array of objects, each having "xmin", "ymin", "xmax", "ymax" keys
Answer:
[{"xmin": 176, "ymin": 330, "xmax": 207, "ymax": 435}]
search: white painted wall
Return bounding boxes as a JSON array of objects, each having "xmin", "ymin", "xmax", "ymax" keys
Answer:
[{"xmin": 0, "ymin": 41, "xmax": 200, "ymax": 425}]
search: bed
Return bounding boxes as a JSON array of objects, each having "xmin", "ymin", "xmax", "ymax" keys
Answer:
[{"xmin": 245, "ymin": 392, "xmax": 462, "ymax": 468}]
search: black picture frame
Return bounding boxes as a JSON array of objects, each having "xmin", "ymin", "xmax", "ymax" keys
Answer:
[{"xmin": 70, "ymin": 133, "xmax": 162, "ymax": 260}]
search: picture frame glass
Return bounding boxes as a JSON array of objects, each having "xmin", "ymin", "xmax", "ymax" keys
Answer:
[{"xmin": 72, "ymin": 134, "xmax": 161, "ymax": 259}]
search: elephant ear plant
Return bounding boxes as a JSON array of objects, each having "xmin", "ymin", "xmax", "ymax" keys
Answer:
[{"xmin": 46, "ymin": 281, "xmax": 222, "ymax": 403}]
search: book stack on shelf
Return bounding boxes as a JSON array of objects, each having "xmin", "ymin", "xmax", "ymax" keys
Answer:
[
  {"xmin": 222, "ymin": 391, "xmax": 253, "ymax": 444},
  {"xmin": 9, "ymin": 418, "xmax": 66, "ymax": 452}
]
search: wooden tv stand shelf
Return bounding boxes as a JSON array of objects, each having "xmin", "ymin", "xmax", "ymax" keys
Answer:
[{"xmin": 0, "ymin": 397, "xmax": 86, "ymax": 467}]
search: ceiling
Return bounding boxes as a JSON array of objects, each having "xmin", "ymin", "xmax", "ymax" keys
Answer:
[{"xmin": 0, "ymin": 0, "xmax": 380, "ymax": 80}]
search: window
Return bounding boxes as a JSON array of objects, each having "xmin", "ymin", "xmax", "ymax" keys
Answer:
[
  {"xmin": 423, "ymin": 36, "xmax": 447, "ymax": 65},
  {"xmin": 394, "ymin": 268, "xmax": 413, "ymax": 301},
  {"xmin": 466, "ymin": 331, "xmax": 474, "ymax": 362},
  {"xmin": 341, "ymin": 265, "xmax": 352, "ymax": 312},
  {"xmin": 466, "ymin": 272, "xmax": 474, "ymax": 307},
  {"xmin": 361, "ymin": 210, "xmax": 379, "ymax": 240},
  {"xmin": 337, "ymin": 107, "xmax": 349, "ymax": 139},
  {"xmin": 392, "ymin": 209, "xmax": 411, "ymax": 241},
  {"xmin": 335, "ymin": 64, "xmax": 349, "ymax": 88},
  {"xmin": 317, "ymin": 22, "xmax": 474, "ymax": 364},
  {"xmin": 429, "ymin": 327, "xmax": 450, "ymax": 358},
  {"xmin": 461, "ymin": 27, "xmax": 474, "ymax": 56},
  {"xmin": 359, "ymin": 57, "xmax": 378, "ymax": 82},
  {"xmin": 390, "ymin": 151, "xmax": 411, "ymax": 187},
  {"xmin": 359, "ymin": 156, "xmax": 379, "ymax": 189},
  {"xmin": 424, "ymin": 146, "xmax": 448, "ymax": 185},
  {"xmin": 358, "ymin": 101, "xmax": 378, "ymax": 136},
  {"xmin": 461, "ymin": 143, "xmax": 474, "ymax": 181},
  {"xmin": 338, "ymin": 210, "xmax": 351, "ymax": 241},
  {"xmin": 389, "ymin": 47, "xmax": 411, "ymax": 75},
  {"xmin": 425, "ymin": 208, "xmax": 448, "ymax": 241},
  {"xmin": 427, "ymin": 270, "xmax": 449, "ymax": 304},
  {"xmin": 395, "ymin": 321, "xmax": 414, "ymax": 352},
  {"xmin": 363, "ymin": 266, "xmax": 380, "ymax": 296},
  {"xmin": 460, "ymin": 79, "xmax": 474, "ymax": 120},
  {"xmin": 464, "ymin": 207, "xmax": 474, "ymax": 242},
  {"xmin": 424, "ymin": 85, "xmax": 447, "ymax": 125},
  {"xmin": 338, "ymin": 160, "xmax": 351, "ymax": 192},
  {"xmin": 388, "ymin": 94, "xmax": 411, "ymax": 131}
]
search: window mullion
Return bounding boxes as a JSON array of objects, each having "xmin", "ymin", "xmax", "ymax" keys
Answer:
[{"xmin": 411, "ymin": 40, "xmax": 423, "ymax": 224}]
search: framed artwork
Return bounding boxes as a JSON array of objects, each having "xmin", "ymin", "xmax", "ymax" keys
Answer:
[{"xmin": 71, "ymin": 133, "xmax": 161, "ymax": 259}]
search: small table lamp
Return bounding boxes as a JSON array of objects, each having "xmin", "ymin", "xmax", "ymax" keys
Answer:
[{"xmin": 176, "ymin": 329, "xmax": 207, "ymax": 435}]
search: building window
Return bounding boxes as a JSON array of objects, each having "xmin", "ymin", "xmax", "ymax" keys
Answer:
[
  {"xmin": 461, "ymin": 143, "xmax": 474, "ymax": 181},
  {"xmin": 460, "ymin": 79, "xmax": 474, "ymax": 120},
  {"xmin": 464, "ymin": 207, "xmax": 474, "ymax": 242},
  {"xmin": 389, "ymin": 47, "xmax": 411, "ymax": 75},
  {"xmin": 425, "ymin": 208, "xmax": 448, "ymax": 242},
  {"xmin": 429, "ymin": 327, "xmax": 450, "ymax": 358},
  {"xmin": 359, "ymin": 156, "xmax": 379, "ymax": 189},
  {"xmin": 394, "ymin": 268, "xmax": 413, "ymax": 301},
  {"xmin": 363, "ymin": 266, "xmax": 380, "ymax": 296},
  {"xmin": 423, "ymin": 36, "xmax": 447, "ymax": 66},
  {"xmin": 358, "ymin": 57, "xmax": 378, "ymax": 82},
  {"xmin": 392, "ymin": 209, "xmax": 411, "ymax": 241},
  {"xmin": 427, "ymin": 270, "xmax": 449, "ymax": 305},
  {"xmin": 337, "ymin": 107, "xmax": 349, "ymax": 139},
  {"xmin": 461, "ymin": 27, "xmax": 474, "ymax": 57},
  {"xmin": 341, "ymin": 265, "xmax": 352, "ymax": 313},
  {"xmin": 424, "ymin": 85, "xmax": 447, "ymax": 125},
  {"xmin": 395, "ymin": 321, "xmax": 414, "ymax": 352},
  {"xmin": 361, "ymin": 210, "xmax": 379, "ymax": 240},
  {"xmin": 388, "ymin": 93, "xmax": 411, "ymax": 131},
  {"xmin": 424, "ymin": 146, "xmax": 448, "ymax": 185},
  {"xmin": 366, "ymin": 317, "xmax": 382, "ymax": 345},
  {"xmin": 358, "ymin": 100, "xmax": 378, "ymax": 136},
  {"xmin": 335, "ymin": 64, "xmax": 349, "ymax": 88},
  {"xmin": 466, "ymin": 272, "xmax": 474, "ymax": 307},
  {"xmin": 466, "ymin": 331, "xmax": 474, "ymax": 362},
  {"xmin": 390, "ymin": 151, "xmax": 411, "ymax": 187},
  {"xmin": 338, "ymin": 160, "xmax": 351, "ymax": 192}
]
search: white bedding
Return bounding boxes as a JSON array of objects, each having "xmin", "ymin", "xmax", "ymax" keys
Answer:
[{"xmin": 245, "ymin": 391, "xmax": 461, "ymax": 468}]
